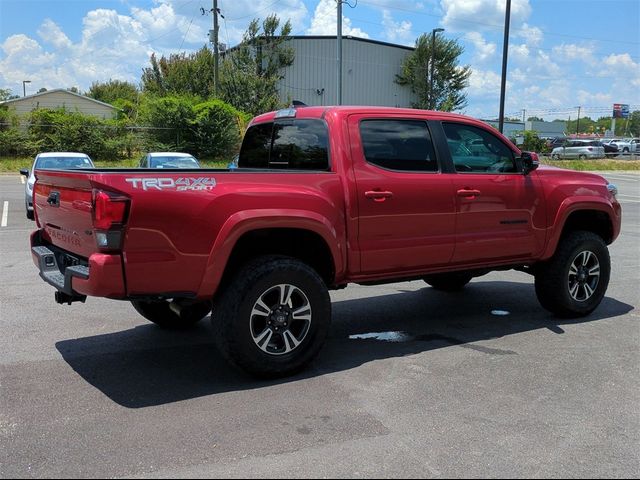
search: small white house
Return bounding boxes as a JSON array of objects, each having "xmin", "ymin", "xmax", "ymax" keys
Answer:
[{"xmin": 0, "ymin": 89, "xmax": 118, "ymax": 120}]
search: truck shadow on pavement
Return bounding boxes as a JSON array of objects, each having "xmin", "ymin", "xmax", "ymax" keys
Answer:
[{"xmin": 55, "ymin": 280, "xmax": 633, "ymax": 408}]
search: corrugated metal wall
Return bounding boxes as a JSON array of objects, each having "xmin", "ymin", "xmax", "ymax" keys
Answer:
[{"xmin": 278, "ymin": 37, "xmax": 417, "ymax": 108}]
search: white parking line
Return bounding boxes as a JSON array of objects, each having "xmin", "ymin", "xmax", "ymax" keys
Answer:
[
  {"xmin": 1, "ymin": 201, "xmax": 8, "ymax": 227},
  {"xmin": 20, "ymin": 176, "xmax": 25, "ymax": 184}
]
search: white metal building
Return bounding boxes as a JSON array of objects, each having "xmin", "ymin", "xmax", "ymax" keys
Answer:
[
  {"xmin": 0, "ymin": 89, "xmax": 118, "ymax": 120},
  {"xmin": 276, "ymin": 36, "xmax": 417, "ymax": 107}
]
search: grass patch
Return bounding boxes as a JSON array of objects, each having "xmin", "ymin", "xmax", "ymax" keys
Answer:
[{"xmin": 541, "ymin": 158, "xmax": 640, "ymax": 171}]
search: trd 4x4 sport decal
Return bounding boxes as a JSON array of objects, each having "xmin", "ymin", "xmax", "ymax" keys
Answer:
[{"xmin": 125, "ymin": 177, "xmax": 217, "ymax": 191}]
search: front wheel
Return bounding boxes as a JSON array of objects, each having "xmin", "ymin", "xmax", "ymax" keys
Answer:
[
  {"xmin": 534, "ymin": 231, "xmax": 610, "ymax": 318},
  {"xmin": 212, "ymin": 256, "xmax": 331, "ymax": 378},
  {"xmin": 131, "ymin": 299, "xmax": 211, "ymax": 329},
  {"xmin": 578, "ymin": 154, "xmax": 587, "ymax": 160},
  {"xmin": 552, "ymin": 154, "xmax": 560, "ymax": 160}
]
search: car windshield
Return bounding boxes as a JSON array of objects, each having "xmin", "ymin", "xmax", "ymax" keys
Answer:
[
  {"xmin": 35, "ymin": 156, "xmax": 93, "ymax": 169},
  {"xmin": 150, "ymin": 156, "xmax": 200, "ymax": 168}
]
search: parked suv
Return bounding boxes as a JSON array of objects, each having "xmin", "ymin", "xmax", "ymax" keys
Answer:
[
  {"xmin": 551, "ymin": 140, "xmax": 605, "ymax": 159},
  {"xmin": 19, "ymin": 152, "xmax": 94, "ymax": 220}
]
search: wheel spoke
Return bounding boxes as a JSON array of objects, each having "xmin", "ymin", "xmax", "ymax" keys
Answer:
[
  {"xmin": 278, "ymin": 284, "xmax": 294, "ymax": 307},
  {"xmin": 583, "ymin": 283, "xmax": 595, "ymax": 298},
  {"xmin": 254, "ymin": 328, "xmax": 273, "ymax": 351},
  {"xmin": 582, "ymin": 251, "xmax": 593, "ymax": 266},
  {"xmin": 569, "ymin": 282, "xmax": 580, "ymax": 299},
  {"xmin": 283, "ymin": 330, "xmax": 301, "ymax": 353},
  {"xmin": 292, "ymin": 304, "xmax": 311, "ymax": 321},
  {"xmin": 588, "ymin": 265, "xmax": 600, "ymax": 277},
  {"xmin": 569, "ymin": 264, "xmax": 579, "ymax": 276},
  {"xmin": 251, "ymin": 297, "xmax": 271, "ymax": 318}
]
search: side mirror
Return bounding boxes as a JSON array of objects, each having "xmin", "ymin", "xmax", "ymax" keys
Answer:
[
  {"xmin": 20, "ymin": 169, "xmax": 29, "ymax": 177},
  {"xmin": 521, "ymin": 151, "xmax": 539, "ymax": 175}
]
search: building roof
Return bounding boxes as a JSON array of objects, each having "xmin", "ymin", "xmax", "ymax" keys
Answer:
[{"xmin": 0, "ymin": 88, "xmax": 117, "ymax": 110}]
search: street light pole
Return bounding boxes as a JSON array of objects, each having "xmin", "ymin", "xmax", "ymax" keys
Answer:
[
  {"xmin": 22, "ymin": 80, "xmax": 31, "ymax": 97},
  {"xmin": 576, "ymin": 106, "xmax": 581, "ymax": 135},
  {"xmin": 498, "ymin": 0, "xmax": 511, "ymax": 134},
  {"xmin": 429, "ymin": 28, "xmax": 444, "ymax": 110}
]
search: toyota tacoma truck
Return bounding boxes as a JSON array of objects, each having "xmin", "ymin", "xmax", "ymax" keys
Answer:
[{"xmin": 30, "ymin": 106, "xmax": 622, "ymax": 377}]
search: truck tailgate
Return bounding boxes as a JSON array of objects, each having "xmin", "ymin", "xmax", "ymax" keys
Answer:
[{"xmin": 34, "ymin": 170, "xmax": 110, "ymax": 259}]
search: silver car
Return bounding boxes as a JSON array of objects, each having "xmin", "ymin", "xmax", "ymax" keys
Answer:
[
  {"xmin": 551, "ymin": 140, "xmax": 605, "ymax": 160},
  {"xmin": 19, "ymin": 152, "xmax": 94, "ymax": 220},
  {"xmin": 138, "ymin": 152, "xmax": 200, "ymax": 168}
]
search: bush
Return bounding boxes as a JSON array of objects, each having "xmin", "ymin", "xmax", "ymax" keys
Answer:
[{"xmin": 191, "ymin": 100, "xmax": 242, "ymax": 158}]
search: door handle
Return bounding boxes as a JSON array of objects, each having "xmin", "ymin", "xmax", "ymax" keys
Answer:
[
  {"xmin": 365, "ymin": 190, "xmax": 394, "ymax": 202},
  {"xmin": 457, "ymin": 189, "xmax": 481, "ymax": 198}
]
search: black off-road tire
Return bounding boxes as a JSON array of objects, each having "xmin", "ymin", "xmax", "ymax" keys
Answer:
[
  {"xmin": 535, "ymin": 231, "xmax": 610, "ymax": 318},
  {"xmin": 424, "ymin": 272, "xmax": 473, "ymax": 291},
  {"xmin": 212, "ymin": 255, "xmax": 331, "ymax": 378},
  {"xmin": 26, "ymin": 209, "xmax": 34, "ymax": 220},
  {"xmin": 131, "ymin": 299, "xmax": 211, "ymax": 329}
]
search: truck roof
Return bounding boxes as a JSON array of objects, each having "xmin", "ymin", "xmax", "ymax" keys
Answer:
[{"xmin": 251, "ymin": 105, "xmax": 489, "ymax": 127}]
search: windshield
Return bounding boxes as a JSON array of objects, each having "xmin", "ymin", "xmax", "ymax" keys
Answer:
[
  {"xmin": 35, "ymin": 156, "xmax": 93, "ymax": 169},
  {"xmin": 150, "ymin": 156, "xmax": 200, "ymax": 168}
]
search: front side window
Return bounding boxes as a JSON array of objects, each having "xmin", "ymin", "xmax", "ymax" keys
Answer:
[
  {"xmin": 359, "ymin": 119, "xmax": 438, "ymax": 172},
  {"xmin": 442, "ymin": 122, "xmax": 517, "ymax": 173}
]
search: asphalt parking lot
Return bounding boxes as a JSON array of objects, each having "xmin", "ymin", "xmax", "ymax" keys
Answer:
[{"xmin": 0, "ymin": 172, "xmax": 638, "ymax": 478}]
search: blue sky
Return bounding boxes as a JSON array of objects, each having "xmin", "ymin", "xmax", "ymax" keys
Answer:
[{"xmin": 1, "ymin": 0, "xmax": 639, "ymax": 120}]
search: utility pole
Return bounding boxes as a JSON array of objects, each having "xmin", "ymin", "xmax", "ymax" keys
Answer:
[
  {"xmin": 213, "ymin": 0, "xmax": 219, "ymax": 95},
  {"xmin": 204, "ymin": 2, "xmax": 220, "ymax": 95},
  {"xmin": 337, "ymin": 0, "xmax": 342, "ymax": 105},
  {"xmin": 522, "ymin": 109, "xmax": 526, "ymax": 123},
  {"xmin": 498, "ymin": 0, "xmax": 511, "ymax": 134},
  {"xmin": 429, "ymin": 28, "xmax": 444, "ymax": 110},
  {"xmin": 576, "ymin": 106, "xmax": 581, "ymax": 135}
]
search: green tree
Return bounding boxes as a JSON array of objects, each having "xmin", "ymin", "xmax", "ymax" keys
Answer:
[
  {"xmin": 37, "ymin": 87, "xmax": 48, "ymax": 93},
  {"xmin": 527, "ymin": 116, "xmax": 543, "ymax": 122},
  {"xmin": 219, "ymin": 14, "xmax": 294, "ymax": 115},
  {"xmin": 87, "ymin": 79, "xmax": 139, "ymax": 105},
  {"xmin": 191, "ymin": 100, "xmax": 243, "ymax": 158},
  {"xmin": 141, "ymin": 47, "xmax": 216, "ymax": 98},
  {"xmin": 396, "ymin": 34, "xmax": 471, "ymax": 111},
  {"xmin": 137, "ymin": 94, "xmax": 199, "ymax": 150},
  {"xmin": 0, "ymin": 88, "xmax": 12, "ymax": 101}
]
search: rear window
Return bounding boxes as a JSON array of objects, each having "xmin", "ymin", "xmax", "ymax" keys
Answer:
[
  {"xmin": 239, "ymin": 119, "xmax": 329, "ymax": 170},
  {"xmin": 150, "ymin": 156, "xmax": 200, "ymax": 168},
  {"xmin": 35, "ymin": 156, "xmax": 93, "ymax": 169}
]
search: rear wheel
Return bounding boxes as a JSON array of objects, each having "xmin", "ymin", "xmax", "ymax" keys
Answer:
[
  {"xmin": 212, "ymin": 255, "xmax": 331, "ymax": 378},
  {"xmin": 534, "ymin": 231, "xmax": 610, "ymax": 318},
  {"xmin": 578, "ymin": 154, "xmax": 587, "ymax": 160},
  {"xmin": 424, "ymin": 272, "xmax": 473, "ymax": 291},
  {"xmin": 26, "ymin": 207, "xmax": 34, "ymax": 220},
  {"xmin": 552, "ymin": 154, "xmax": 560, "ymax": 160},
  {"xmin": 131, "ymin": 299, "xmax": 211, "ymax": 329}
]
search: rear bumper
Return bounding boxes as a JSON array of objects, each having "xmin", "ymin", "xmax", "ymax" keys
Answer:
[{"xmin": 30, "ymin": 230, "xmax": 126, "ymax": 299}]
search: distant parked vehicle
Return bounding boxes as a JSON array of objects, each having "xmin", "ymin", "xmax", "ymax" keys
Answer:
[
  {"xmin": 19, "ymin": 152, "xmax": 94, "ymax": 220},
  {"xmin": 551, "ymin": 140, "xmax": 604, "ymax": 160},
  {"xmin": 139, "ymin": 152, "xmax": 201, "ymax": 168},
  {"xmin": 600, "ymin": 141, "xmax": 619, "ymax": 156},
  {"xmin": 546, "ymin": 137, "xmax": 567, "ymax": 150},
  {"xmin": 605, "ymin": 139, "xmax": 633, "ymax": 154},
  {"xmin": 630, "ymin": 138, "xmax": 640, "ymax": 153}
]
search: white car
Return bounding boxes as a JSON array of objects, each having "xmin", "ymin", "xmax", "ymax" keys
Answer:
[
  {"xmin": 605, "ymin": 139, "xmax": 634, "ymax": 154},
  {"xmin": 138, "ymin": 152, "xmax": 201, "ymax": 168},
  {"xmin": 19, "ymin": 152, "xmax": 94, "ymax": 220},
  {"xmin": 551, "ymin": 140, "xmax": 605, "ymax": 160}
]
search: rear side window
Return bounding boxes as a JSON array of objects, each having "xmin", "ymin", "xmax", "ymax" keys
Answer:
[
  {"xmin": 239, "ymin": 123, "xmax": 272, "ymax": 168},
  {"xmin": 359, "ymin": 120, "xmax": 438, "ymax": 172},
  {"xmin": 239, "ymin": 119, "xmax": 329, "ymax": 170}
]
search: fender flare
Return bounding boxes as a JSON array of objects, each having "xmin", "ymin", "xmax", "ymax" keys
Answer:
[
  {"xmin": 196, "ymin": 209, "xmax": 346, "ymax": 297},
  {"xmin": 542, "ymin": 198, "xmax": 617, "ymax": 260}
]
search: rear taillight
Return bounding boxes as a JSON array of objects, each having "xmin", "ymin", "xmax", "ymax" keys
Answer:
[{"xmin": 92, "ymin": 189, "xmax": 129, "ymax": 250}]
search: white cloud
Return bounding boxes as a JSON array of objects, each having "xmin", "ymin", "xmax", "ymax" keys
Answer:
[
  {"xmin": 467, "ymin": 68, "xmax": 504, "ymax": 97},
  {"xmin": 37, "ymin": 19, "xmax": 73, "ymax": 50},
  {"xmin": 552, "ymin": 43, "xmax": 596, "ymax": 64},
  {"xmin": 465, "ymin": 32, "xmax": 496, "ymax": 63},
  {"xmin": 382, "ymin": 10, "xmax": 414, "ymax": 45},
  {"xmin": 307, "ymin": 0, "xmax": 369, "ymax": 38},
  {"xmin": 441, "ymin": 0, "xmax": 532, "ymax": 32}
]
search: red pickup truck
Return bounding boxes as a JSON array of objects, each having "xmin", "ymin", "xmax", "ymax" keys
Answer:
[{"xmin": 30, "ymin": 106, "xmax": 621, "ymax": 377}]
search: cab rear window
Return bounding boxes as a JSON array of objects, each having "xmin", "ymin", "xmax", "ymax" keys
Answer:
[{"xmin": 239, "ymin": 119, "xmax": 329, "ymax": 170}]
